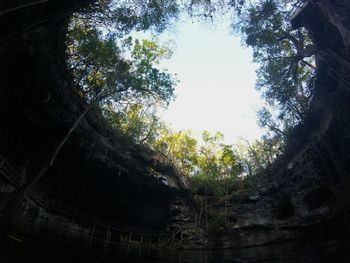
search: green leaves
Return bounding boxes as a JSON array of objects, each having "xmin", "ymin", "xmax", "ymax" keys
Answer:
[
  {"xmin": 102, "ymin": 102, "xmax": 162, "ymax": 144},
  {"xmin": 65, "ymin": 0, "xmax": 303, "ymax": 194},
  {"xmin": 152, "ymin": 128, "xmax": 199, "ymax": 176},
  {"xmin": 151, "ymin": 128, "xmax": 244, "ymax": 195},
  {"xmin": 66, "ymin": 4, "xmax": 180, "ymax": 151},
  {"xmin": 129, "ymin": 39, "xmax": 178, "ymax": 104},
  {"xmin": 85, "ymin": 0, "xmax": 179, "ymax": 35},
  {"xmin": 67, "ymin": 18, "xmax": 177, "ymax": 105},
  {"xmin": 67, "ymin": 20, "xmax": 129, "ymax": 101},
  {"xmin": 235, "ymin": 136, "xmax": 282, "ymax": 177},
  {"xmin": 233, "ymin": 0, "xmax": 315, "ymax": 140}
]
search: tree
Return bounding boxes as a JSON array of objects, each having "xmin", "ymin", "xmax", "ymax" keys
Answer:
[
  {"xmin": 235, "ymin": 136, "xmax": 282, "ymax": 177},
  {"xmin": 102, "ymin": 102, "xmax": 161, "ymax": 144},
  {"xmin": 218, "ymin": 144, "xmax": 242, "ymax": 224},
  {"xmin": 232, "ymin": 0, "xmax": 316, "ymax": 135},
  {"xmin": 77, "ymin": 0, "xmax": 180, "ymax": 35},
  {"xmin": 66, "ymin": 21, "xmax": 177, "ymax": 107},
  {"xmin": 192, "ymin": 131, "xmax": 219, "ymax": 230},
  {"xmin": 257, "ymin": 106, "xmax": 286, "ymax": 137},
  {"xmin": 196, "ymin": 131, "xmax": 224, "ymax": 193},
  {"xmin": 150, "ymin": 127, "xmax": 249, "ymax": 227},
  {"xmin": 152, "ymin": 128, "xmax": 198, "ymax": 177},
  {"xmin": 8, "ymin": 5, "xmax": 179, "ymax": 206}
]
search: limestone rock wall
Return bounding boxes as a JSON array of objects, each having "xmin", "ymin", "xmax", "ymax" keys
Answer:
[{"xmin": 171, "ymin": 0, "xmax": 350, "ymax": 251}]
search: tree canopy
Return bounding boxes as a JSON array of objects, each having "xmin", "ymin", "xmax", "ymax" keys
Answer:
[
  {"xmin": 64, "ymin": 0, "xmax": 316, "ymax": 191},
  {"xmin": 231, "ymin": 0, "xmax": 315, "ymax": 138},
  {"xmin": 66, "ymin": 19, "xmax": 177, "ymax": 105},
  {"xmin": 66, "ymin": 8, "xmax": 179, "ymax": 148}
]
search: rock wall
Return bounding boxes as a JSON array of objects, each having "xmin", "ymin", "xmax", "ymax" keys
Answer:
[
  {"xmin": 173, "ymin": 1, "xmax": 350, "ymax": 254},
  {"xmin": 1, "ymin": 1, "xmax": 350, "ymax": 261},
  {"xmin": 0, "ymin": 0, "xmax": 189, "ymax": 234}
]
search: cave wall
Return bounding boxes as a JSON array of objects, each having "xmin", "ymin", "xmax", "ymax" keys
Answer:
[
  {"xmin": 174, "ymin": 0, "xmax": 350, "ymax": 252},
  {"xmin": 0, "ymin": 0, "xmax": 189, "ymax": 233},
  {"xmin": 175, "ymin": 2, "xmax": 350, "ymax": 250},
  {"xmin": 225, "ymin": 0, "xmax": 350, "ymax": 250},
  {"xmin": 1, "ymin": 0, "xmax": 350, "ymax": 258}
]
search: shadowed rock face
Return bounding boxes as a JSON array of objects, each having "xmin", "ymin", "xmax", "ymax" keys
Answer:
[
  {"xmin": 0, "ymin": 0, "xmax": 189, "ymax": 231},
  {"xmin": 171, "ymin": 1, "xmax": 350, "ymax": 256},
  {"xmin": 1, "ymin": 0, "xmax": 350, "ymax": 262}
]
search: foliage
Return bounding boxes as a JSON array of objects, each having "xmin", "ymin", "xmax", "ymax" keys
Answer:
[
  {"xmin": 66, "ymin": 19, "xmax": 177, "ymax": 106},
  {"xmin": 231, "ymin": 0, "xmax": 316, "ymax": 137},
  {"xmin": 235, "ymin": 135, "xmax": 282, "ymax": 176},
  {"xmin": 219, "ymin": 144, "xmax": 243, "ymax": 180},
  {"xmin": 102, "ymin": 102, "xmax": 163, "ymax": 144},
  {"xmin": 80, "ymin": 0, "xmax": 180, "ymax": 35},
  {"xmin": 66, "ymin": 12, "xmax": 178, "ymax": 147},
  {"xmin": 152, "ymin": 129, "xmax": 243, "ymax": 196},
  {"xmin": 152, "ymin": 128, "xmax": 199, "ymax": 177},
  {"xmin": 65, "ymin": 0, "xmax": 314, "ymax": 193}
]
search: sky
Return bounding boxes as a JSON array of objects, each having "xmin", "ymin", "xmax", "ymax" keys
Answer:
[{"xmin": 134, "ymin": 15, "xmax": 265, "ymax": 144}]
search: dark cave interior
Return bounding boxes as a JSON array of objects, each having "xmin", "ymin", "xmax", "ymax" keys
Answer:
[{"xmin": 1, "ymin": 0, "xmax": 350, "ymax": 262}]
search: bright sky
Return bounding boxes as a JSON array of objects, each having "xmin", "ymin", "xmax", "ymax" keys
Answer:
[{"xmin": 134, "ymin": 15, "xmax": 265, "ymax": 144}]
